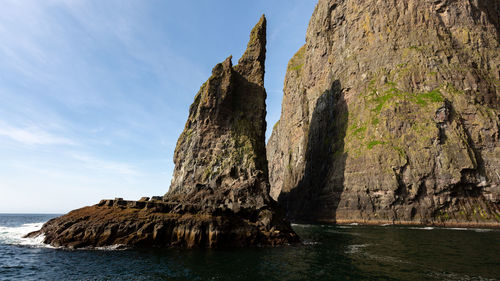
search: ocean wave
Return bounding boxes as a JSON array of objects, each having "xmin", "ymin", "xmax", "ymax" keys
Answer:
[{"xmin": 0, "ymin": 222, "xmax": 52, "ymax": 248}]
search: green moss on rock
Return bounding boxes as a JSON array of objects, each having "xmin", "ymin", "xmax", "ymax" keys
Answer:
[
  {"xmin": 288, "ymin": 45, "xmax": 306, "ymax": 72},
  {"xmin": 367, "ymin": 140, "xmax": 386, "ymax": 149}
]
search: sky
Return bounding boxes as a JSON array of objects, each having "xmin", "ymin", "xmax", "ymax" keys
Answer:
[{"xmin": 0, "ymin": 0, "xmax": 316, "ymax": 213}]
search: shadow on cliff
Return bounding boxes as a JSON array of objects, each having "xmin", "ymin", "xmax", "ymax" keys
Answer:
[
  {"xmin": 278, "ymin": 80, "xmax": 348, "ymax": 223},
  {"xmin": 471, "ymin": 0, "xmax": 500, "ymax": 42}
]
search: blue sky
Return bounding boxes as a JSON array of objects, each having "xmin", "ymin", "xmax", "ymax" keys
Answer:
[{"xmin": 0, "ymin": 0, "xmax": 316, "ymax": 213}]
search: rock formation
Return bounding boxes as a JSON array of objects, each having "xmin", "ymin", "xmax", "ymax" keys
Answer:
[
  {"xmin": 168, "ymin": 14, "xmax": 268, "ymax": 197},
  {"xmin": 267, "ymin": 0, "xmax": 500, "ymax": 226},
  {"xmin": 27, "ymin": 15, "xmax": 299, "ymax": 248}
]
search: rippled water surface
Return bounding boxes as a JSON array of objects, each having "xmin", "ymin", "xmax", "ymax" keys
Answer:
[{"xmin": 1, "ymin": 214, "xmax": 499, "ymax": 280}]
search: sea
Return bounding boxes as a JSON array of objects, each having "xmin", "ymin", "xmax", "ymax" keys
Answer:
[{"xmin": 0, "ymin": 214, "xmax": 499, "ymax": 281}]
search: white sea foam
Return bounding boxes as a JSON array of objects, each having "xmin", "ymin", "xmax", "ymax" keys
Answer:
[
  {"xmin": 366, "ymin": 253, "xmax": 411, "ymax": 264},
  {"xmin": 302, "ymin": 240, "xmax": 320, "ymax": 246},
  {"xmin": 473, "ymin": 228, "xmax": 493, "ymax": 233},
  {"xmin": 448, "ymin": 227, "xmax": 468, "ymax": 231},
  {"xmin": 93, "ymin": 244, "xmax": 127, "ymax": 251},
  {"xmin": 405, "ymin": 226, "xmax": 496, "ymax": 232},
  {"xmin": 408, "ymin": 226, "xmax": 435, "ymax": 230},
  {"xmin": 0, "ymin": 222, "xmax": 52, "ymax": 248},
  {"xmin": 291, "ymin": 223, "xmax": 316, "ymax": 228},
  {"xmin": 0, "ymin": 222, "xmax": 131, "ymax": 251},
  {"xmin": 447, "ymin": 227, "xmax": 495, "ymax": 233},
  {"xmin": 345, "ymin": 244, "xmax": 370, "ymax": 254}
]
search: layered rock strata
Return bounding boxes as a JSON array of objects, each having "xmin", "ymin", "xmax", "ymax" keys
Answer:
[
  {"xmin": 267, "ymin": 0, "xmax": 500, "ymax": 226},
  {"xmin": 27, "ymin": 15, "xmax": 299, "ymax": 248},
  {"xmin": 30, "ymin": 196, "xmax": 295, "ymax": 248}
]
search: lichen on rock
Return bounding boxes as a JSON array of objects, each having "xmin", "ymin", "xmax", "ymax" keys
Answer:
[{"xmin": 267, "ymin": 0, "xmax": 500, "ymax": 226}]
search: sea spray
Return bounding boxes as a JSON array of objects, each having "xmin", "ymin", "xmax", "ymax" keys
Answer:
[{"xmin": 0, "ymin": 222, "xmax": 50, "ymax": 248}]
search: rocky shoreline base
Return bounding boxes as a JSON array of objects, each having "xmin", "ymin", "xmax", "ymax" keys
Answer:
[{"xmin": 26, "ymin": 197, "xmax": 300, "ymax": 249}]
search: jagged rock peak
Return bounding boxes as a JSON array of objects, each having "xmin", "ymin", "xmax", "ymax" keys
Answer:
[
  {"xmin": 167, "ymin": 15, "xmax": 268, "ymax": 196},
  {"xmin": 235, "ymin": 14, "xmax": 267, "ymax": 86}
]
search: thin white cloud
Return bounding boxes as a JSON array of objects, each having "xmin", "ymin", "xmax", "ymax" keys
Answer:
[
  {"xmin": 0, "ymin": 122, "xmax": 76, "ymax": 146},
  {"xmin": 58, "ymin": 0, "xmax": 206, "ymax": 93},
  {"xmin": 70, "ymin": 152, "xmax": 141, "ymax": 177},
  {"xmin": 0, "ymin": 0, "xmax": 55, "ymax": 82}
]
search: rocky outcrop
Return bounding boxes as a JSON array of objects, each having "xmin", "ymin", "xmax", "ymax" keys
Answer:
[
  {"xmin": 27, "ymin": 15, "xmax": 299, "ymax": 248},
  {"xmin": 27, "ymin": 197, "xmax": 295, "ymax": 248},
  {"xmin": 268, "ymin": 0, "xmax": 500, "ymax": 226}
]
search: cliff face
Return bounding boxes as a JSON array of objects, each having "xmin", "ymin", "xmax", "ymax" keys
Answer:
[
  {"xmin": 29, "ymin": 16, "xmax": 299, "ymax": 248},
  {"xmin": 268, "ymin": 0, "xmax": 500, "ymax": 225}
]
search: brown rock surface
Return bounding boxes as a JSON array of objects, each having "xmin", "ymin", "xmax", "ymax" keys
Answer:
[
  {"xmin": 267, "ymin": 0, "xmax": 500, "ymax": 226},
  {"xmin": 27, "ymin": 198, "xmax": 295, "ymax": 248},
  {"xmin": 27, "ymin": 15, "xmax": 299, "ymax": 248}
]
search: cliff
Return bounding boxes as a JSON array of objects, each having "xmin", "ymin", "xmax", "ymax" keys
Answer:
[
  {"xmin": 27, "ymin": 16, "xmax": 299, "ymax": 248},
  {"xmin": 267, "ymin": 0, "xmax": 500, "ymax": 226}
]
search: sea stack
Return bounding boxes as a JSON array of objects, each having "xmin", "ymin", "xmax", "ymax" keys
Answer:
[
  {"xmin": 27, "ymin": 15, "xmax": 299, "ymax": 248},
  {"xmin": 267, "ymin": 0, "xmax": 500, "ymax": 226},
  {"xmin": 168, "ymin": 14, "xmax": 269, "ymax": 198}
]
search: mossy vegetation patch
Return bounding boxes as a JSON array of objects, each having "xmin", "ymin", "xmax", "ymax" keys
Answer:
[
  {"xmin": 340, "ymin": 75, "xmax": 449, "ymax": 167},
  {"xmin": 367, "ymin": 140, "xmax": 386, "ymax": 149},
  {"xmin": 368, "ymin": 80, "xmax": 444, "ymax": 113},
  {"xmin": 230, "ymin": 118, "xmax": 260, "ymax": 169},
  {"xmin": 436, "ymin": 209, "xmax": 451, "ymax": 221},
  {"xmin": 288, "ymin": 45, "xmax": 306, "ymax": 72},
  {"xmin": 349, "ymin": 123, "xmax": 367, "ymax": 140},
  {"xmin": 185, "ymin": 128, "xmax": 193, "ymax": 142},
  {"xmin": 372, "ymin": 91, "xmax": 400, "ymax": 113},
  {"xmin": 416, "ymin": 89, "xmax": 444, "ymax": 105},
  {"xmin": 494, "ymin": 212, "xmax": 500, "ymax": 222},
  {"xmin": 273, "ymin": 120, "xmax": 280, "ymax": 131}
]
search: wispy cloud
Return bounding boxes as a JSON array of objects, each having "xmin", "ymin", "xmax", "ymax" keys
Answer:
[
  {"xmin": 69, "ymin": 152, "xmax": 140, "ymax": 177},
  {"xmin": 0, "ymin": 122, "xmax": 76, "ymax": 146}
]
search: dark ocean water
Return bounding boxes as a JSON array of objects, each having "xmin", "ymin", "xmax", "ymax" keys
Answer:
[{"xmin": 0, "ymin": 214, "xmax": 499, "ymax": 281}]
